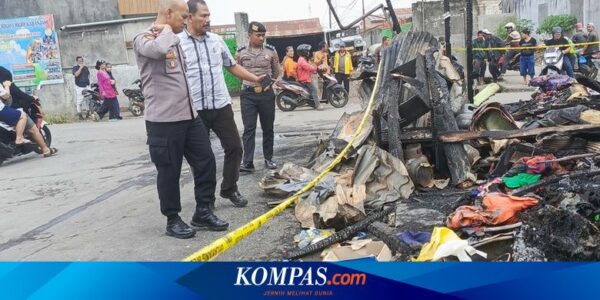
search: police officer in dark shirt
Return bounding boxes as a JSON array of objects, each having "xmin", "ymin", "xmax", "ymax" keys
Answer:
[{"xmin": 236, "ymin": 21, "xmax": 281, "ymax": 172}]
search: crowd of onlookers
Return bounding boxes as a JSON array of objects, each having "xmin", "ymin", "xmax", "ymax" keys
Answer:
[{"xmin": 471, "ymin": 22, "xmax": 599, "ymax": 85}]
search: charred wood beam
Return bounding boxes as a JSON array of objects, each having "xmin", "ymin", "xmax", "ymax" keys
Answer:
[
  {"xmin": 425, "ymin": 47, "xmax": 473, "ymax": 186},
  {"xmin": 465, "ymin": 0, "xmax": 474, "ymax": 102},
  {"xmin": 443, "ymin": 0, "xmax": 452, "ymax": 57},
  {"xmin": 440, "ymin": 124, "xmax": 600, "ymax": 143},
  {"xmin": 287, "ymin": 205, "xmax": 396, "ymax": 260}
]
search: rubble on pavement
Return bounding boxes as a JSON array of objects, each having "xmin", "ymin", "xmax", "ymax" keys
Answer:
[{"xmin": 260, "ymin": 31, "xmax": 600, "ymax": 262}]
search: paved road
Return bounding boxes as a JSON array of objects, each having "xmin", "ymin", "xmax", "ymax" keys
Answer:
[{"xmin": 0, "ymin": 99, "xmax": 362, "ymax": 261}]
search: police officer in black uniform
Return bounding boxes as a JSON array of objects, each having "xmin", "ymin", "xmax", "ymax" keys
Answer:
[{"xmin": 236, "ymin": 21, "xmax": 281, "ymax": 172}]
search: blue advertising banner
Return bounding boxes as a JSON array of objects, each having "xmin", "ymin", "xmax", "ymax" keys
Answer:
[
  {"xmin": 0, "ymin": 15, "xmax": 64, "ymax": 88},
  {"xmin": 0, "ymin": 262, "xmax": 596, "ymax": 300}
]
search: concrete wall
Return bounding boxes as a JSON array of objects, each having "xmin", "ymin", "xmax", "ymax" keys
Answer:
[
  {"xmin": 506, "ymin": 0, "xmax": 600, "ymax": 31},
  {"xmin": 0, "ymin": 0, "xmax": 123, "ymax": 68},
  {"xmin": 123, "ymin": 21, "xmax": 154, "ymax": 66},
  {"xmin": 0, "ymin": 0, "xmax": 152, "ymax": 115},
  {"xmin": 412, "ymin": 0, "xmax": 480, "ymax": 67},
  {"xmin": 412, "ymin": 0, "xmax": 480, "ymax": 36},
  {"xmin": 478, "ymin": 13, "xmax": 514, "ymax": 33}
]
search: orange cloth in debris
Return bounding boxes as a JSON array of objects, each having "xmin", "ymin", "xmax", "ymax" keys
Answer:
[{"xmin": 447, "ymin": 192, "xmax": 539, "ymax": 229}]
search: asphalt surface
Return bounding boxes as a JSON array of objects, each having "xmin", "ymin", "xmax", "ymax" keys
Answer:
[
  {"xmin": 0, "ymin": 72, "xmax": 533, "ymax": 261},
  {"xmin": 0, "ymin": 98, "xmax": 362, "ymax": 261}
]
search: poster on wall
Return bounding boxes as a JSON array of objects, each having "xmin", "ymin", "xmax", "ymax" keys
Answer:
[{"xmin": 0, "ymin": 14, "xmax": 64, "ymax": 89}]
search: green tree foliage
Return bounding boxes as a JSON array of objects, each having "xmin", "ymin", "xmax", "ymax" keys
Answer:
[
  {"xmin": 495, "ymin": 18, "xmax": 535, "ymax": 39},
  {"xmin": 537, "ymin": 15, "xmax": 577, "ymax": 35}
]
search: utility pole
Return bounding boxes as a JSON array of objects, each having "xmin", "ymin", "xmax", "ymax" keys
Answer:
[
  {"xmin": 362, "ymin": 0, "xmax": 366, "ymax": 32},
  {"xmin": 443, "ymin": 0, "xmax": 452, "ymax": 57},
  {"xmin": 466, "ymin": 0, "xmax": 474, "ymax": 103}
]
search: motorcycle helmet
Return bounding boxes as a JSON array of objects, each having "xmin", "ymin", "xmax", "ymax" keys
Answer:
[
  {"xmin": 552, "ymin": 26, "xmax": 562, "ymax": 35},
  {"xmin": 504, "ymin": 22, "xmax": 515, "ymax": 29},
  {"xmin": 509, "ymin": 31, "xmax": 521, "ymax": 40},
  {"xmin": 297, "ymin": 44, "xmax": 312, "ymax": 58}
]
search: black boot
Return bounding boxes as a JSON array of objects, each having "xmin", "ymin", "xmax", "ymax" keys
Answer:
[
  {"xmin": 220, "ymin": 190, "xmax": 248, "ymax": 207},
  {"xmin": 191, "ymin": 204, "xmax": 229, "ymax": 231},
  {"xmin": 166, "ymin": 215, "xmax": 196, "ymax": 239}
]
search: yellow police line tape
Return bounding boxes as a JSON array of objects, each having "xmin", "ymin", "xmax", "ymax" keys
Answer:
[
  {"xmin": 182, "ymin": 56, "xmax": 385, "ymax": 262},
  {"xmin": 453, "ymin": 41, "xmax": 600, "ymax": 52}
]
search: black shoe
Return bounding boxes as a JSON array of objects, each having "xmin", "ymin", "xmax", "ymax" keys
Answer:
[
  {"xmin": 166, "ymin": 217, "xmax": 196, "ymax": 239},
  {"xmin": 264, "ymin": 159, "xmax": 277, "ymax": 170},
  {"xmin": 191, "ymin": 206, "xmax": 229, "ymax": 231},
  {"xmin": 220, "ymin": 191, "xmax": 248, "ymax": 207},
  {"xmin": 240, "ymin": 162, "xmax": 255, "ymax": 173}
]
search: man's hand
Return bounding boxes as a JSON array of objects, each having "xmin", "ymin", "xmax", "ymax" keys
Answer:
[
  {"xmin": 151, "ymin": 23, "xmax": 172, "ymax": 35},
  {"xmin": 255, "ymin": 74, "xmax": 266, "ymax": 85}
]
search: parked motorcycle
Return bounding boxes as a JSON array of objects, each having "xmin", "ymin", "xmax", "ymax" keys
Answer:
[
  {"xmin": 577, "ymin": 52, "xmax": 599, "ymax": 80},
  {"xmin": 82, "ymin": 83, "xmax": 103, "ymax": 119},
  {"xmin": 540, "ymin": 47, "xmax": 566, "ymax": 76},
  {"xmin": 122, "ymin": 79, "xmax": 145, "ymax": 117},
  {"xmin": 353, "ymin": 55, "xmax": 378, "ymax": 109},
  {"xmin": 274, "ymin": 70, "xmax": 348, "ymax": 112},
  {"xmin": 0, "ymin": 84, "xmax": 52, "ymax": 166}
]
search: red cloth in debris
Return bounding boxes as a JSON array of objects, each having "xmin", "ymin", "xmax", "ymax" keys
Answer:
[
  {"xmin": 507, "ymin": 154, "xmax": 558, "ymax": 176},
  {"xmin": 447, "ymin": 192, "xmax": 539, "ymax": 229}
]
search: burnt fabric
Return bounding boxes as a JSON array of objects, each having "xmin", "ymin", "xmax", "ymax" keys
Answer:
[
  {"xmin": 505, "ymin": 154, "xmax": 559, "ymax": 177},
  {"xmin": 447, "ymin": 193, "xmax": 539, "ymax": 230}
]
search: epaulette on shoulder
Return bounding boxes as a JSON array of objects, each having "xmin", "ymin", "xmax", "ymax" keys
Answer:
[
  {"xmin": 237, "ymin": 46, "xmax": 247, "ymax": 52},
  {"xmin": 265, "ymin": 44, "xmax": 276, "ymax": 51}
]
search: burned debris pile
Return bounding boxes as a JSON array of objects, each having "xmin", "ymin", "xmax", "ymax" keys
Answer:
[{"xmin": 261, "ymin": 32, "xmax": 600, "ymax": 262}]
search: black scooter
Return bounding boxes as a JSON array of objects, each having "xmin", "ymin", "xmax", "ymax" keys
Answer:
[
  {"xmin": 0, "ymin": 86, "xmax": 52, "ymax": 166},
  {"xmin": 81, "ymin": 83, "xmax": 103, "ymax": 119},
  {"xmin": 122, "ymin": 79, "xmax": 145, "ymax": 117},
  {"xmin": 274, "ymin": 70, "xmax": 348, "ymax": 111}
]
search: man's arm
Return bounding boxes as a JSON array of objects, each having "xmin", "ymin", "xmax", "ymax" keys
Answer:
[
  {"xmin": 134, "ymin": 25, "xmax": 180, "ymax": 60},
  {"xmin": 73, "ymin": 65, "xmax": 83, "ymax": 77},
  {"xmin": 226, "ymin": 64, "xmax": 260, "ymax": 83}
]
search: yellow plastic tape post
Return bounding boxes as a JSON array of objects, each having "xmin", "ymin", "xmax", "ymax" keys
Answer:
[{"xmin": 182, "ymin": 54, "xmax": 386, "ymax": 262}]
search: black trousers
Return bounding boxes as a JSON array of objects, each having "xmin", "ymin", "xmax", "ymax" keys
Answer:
[
  {"xmin": 240, "ymin": 89, "xmax": 275, "ymax": 164},
  {"xmin": 197, "ymin": 105, "xmax": 243, "ymax": 195},
  {"xmin": 98, "ymin": 98, "xmax": 120, "ymax": 119},
  {"xmin": 335, "ymin": 73, "xmax": 350, "ymax": 93},
  {"xmin": 146, "ymin": 118, "xmax": 216, "ymax": 218},
  {"xmin": 488, "ymin": 55, "xmax": 501, "ymax": 80}
]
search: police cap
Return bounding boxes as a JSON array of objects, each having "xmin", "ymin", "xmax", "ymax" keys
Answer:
[{"xmin": 249, "ymin": 21, "xmax": 266, "ymax": 33}]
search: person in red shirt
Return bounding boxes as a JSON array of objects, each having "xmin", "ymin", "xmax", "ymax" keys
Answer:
[{"xmin": 295, "ymin": 44, "xmax": 322, "ymax": 110}]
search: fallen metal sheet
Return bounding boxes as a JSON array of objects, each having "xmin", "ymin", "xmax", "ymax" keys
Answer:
[
  {"xmin": 352, "ymin": 145, "xmax": 415, "ymax": 211},
  {"xmin": 294, "ymin": 175, "xmax": 337, "ymax": 228},
  {"xmin": 330, "ymin": 110, "xmax": 374, "ymax": 156}
]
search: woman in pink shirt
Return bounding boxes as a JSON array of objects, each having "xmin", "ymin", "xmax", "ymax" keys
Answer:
[
  {"xmin": 296, "ymin": 44, "xmax": 322, "ymax": 110},
  {"xmin": 93, "ymin": 60, "xmax": 121, "ymax": 121}
]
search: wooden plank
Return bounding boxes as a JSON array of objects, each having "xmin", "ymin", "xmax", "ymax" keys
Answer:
[{"xmin": 439, "ymin": 124, "xmax": 600, "ymax": 143}]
